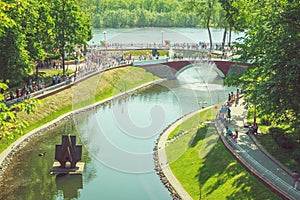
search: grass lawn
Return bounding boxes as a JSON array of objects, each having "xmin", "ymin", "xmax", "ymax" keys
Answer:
[
  {"xmin": 166, "ymin": 107, "xmax": 281, "ymax": 200},
  {"xmin": 0, "ymin": 66, "xmax": 159, "ymax": 153}
]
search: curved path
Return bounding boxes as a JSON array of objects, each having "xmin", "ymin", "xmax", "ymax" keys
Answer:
[
  {"xmin": 156, "ymin": 97, "xmax": 300, "ymax": 199},
  {"xmin": 215, "ymin": 98, "xmax": 300, "ymax": 200},
  {"xmin": 156, "ymin": 109, "xmax": 208, "ymax": 200}
]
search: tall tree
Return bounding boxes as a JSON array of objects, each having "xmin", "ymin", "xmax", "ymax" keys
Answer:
[
  {"xmin": 182, "ymin": 0, "xmax": 221, "ymax": 50},
  {"xmin": 226, "ymin": 0, "xmax": 300, "ymax": 131},
  {"xmin": 51, "ymin": 0, "xmax": 92, "ymax": 75},
  {"xmin": 0, "ymin": 1, "xmax": 31, "ymax": 84}
]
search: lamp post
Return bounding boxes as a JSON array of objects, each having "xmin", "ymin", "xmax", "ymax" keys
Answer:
[
  {"xmin": 103, "ymin": 31, "xmax": 107, "ymax": 41},
  {"xmin": 161, "ymin": 31, "xmax": 164, "ymax": 45}
]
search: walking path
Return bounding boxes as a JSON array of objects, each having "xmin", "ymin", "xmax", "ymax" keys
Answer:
[
  {"xmin": 215, "ymin": 98, "xmax": 300, "ymax": 199},
  {"xmin": 156, "ymin": 109, "xmax": 207, "ymax": 200},
  {"xmin": 157, "ymin": 97, "xmax": 300, "ymax": 199}
]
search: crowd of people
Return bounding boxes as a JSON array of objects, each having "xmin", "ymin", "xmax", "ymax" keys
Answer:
[
  {"xmin": 2, "ymin": 46, "xmax": 136, "ymax": 106},
  {"xmin": 3, "ymin": 42, "xmax": 231, "ymax": 106},
  {"xmin": 216, "ymin": 88, "xmax": 260, "ymax": 144},
  {"xmin": 4, "ymin": 77, "xmax": 46, "ymax": 102}
]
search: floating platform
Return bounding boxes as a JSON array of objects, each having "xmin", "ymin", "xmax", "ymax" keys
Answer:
[{"xmin": 51, "ymin": 161, "xmax": 85, "ymax": 175}]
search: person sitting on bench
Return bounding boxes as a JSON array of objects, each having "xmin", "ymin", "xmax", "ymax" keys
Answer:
[{"xmin": 248, "ymin": 122, "xmax": 258, "ymax": 134}]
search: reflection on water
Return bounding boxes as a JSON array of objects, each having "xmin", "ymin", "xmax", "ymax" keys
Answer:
[
  {"xmin": 56, "ymin": 175, "xmax": 83, "ymax": 199},
  {"xmin": 0, "ymin": 123, "xmax": 95, "ymax": 200},
  {"xmin": 0, "ymin": 65, "xmax": 237, "ymax": 199}
]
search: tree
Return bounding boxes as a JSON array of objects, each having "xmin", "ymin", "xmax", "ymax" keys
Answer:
[
  {"xmin": 0, "ymin": 1, "xmax": 16, "ymax": 36},
  {"xmin": 218, "ymin": 0, "xmax": 234, "ymax": 47},
  {"xmin": 226, "ymin": 0, "xmax": 300, "ymax": 131},
  {"xmin": 0, "ymin": 1, "xmax": 31, "ymax": 85},
  {"xmin": 0, "ymin": 83, "xmax": 40, "ymax": 139},
  {"xmin": 51, "ymin": 0, "xmax": 92, "ymax": 75},
  {"xmin": 20, "ymin": 0, "xmax": 55, "ymax": 80},
  {"xmin": 182, "ymin": 0, "xmax": 221, "ymax": 50}
]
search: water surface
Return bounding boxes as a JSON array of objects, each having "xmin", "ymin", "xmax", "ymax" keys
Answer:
[{"xmin": 0, "ymin": 60, "xmax": 235, "ymax": 199}]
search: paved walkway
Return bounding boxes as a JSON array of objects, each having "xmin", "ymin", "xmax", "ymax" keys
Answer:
[
  {"xmin": 157, "ymin": 98, "xmax": 300, "ymax": 199},
  {"xmin": 216, "ymin": 98, "xmax": 300, "ymax": 200},
  {"xmin": 157, "ymin": 109, "xmax": 206, "ymax": 200}
]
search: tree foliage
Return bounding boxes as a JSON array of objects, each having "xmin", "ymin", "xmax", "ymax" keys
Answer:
[
  {"xmin": 0, "ymin": 1, "xmax": 31, "ymax": 85},
  {"xmin": 225, "ymin": 0, "xmax": 300, "ymax": 131},
  {"xmin": 0, "ymin": 0, "xmax": 91, "ymax": 137},
  {"xmin": 0, "ymin": 0, "xmax": 92, "ymax": 84},
  {"xmin": 88, "ymin": 0, "xmax": 203, "ymax": 28},
  {"xmin": 0, "ymin": 1, "xmax": 16, "ymax": 36},
  {"xmin": 182, "ymin": 0, "xmax": 224, "ymax": 50},
  {"xmin": 0, "ymin": 84, "xmax": 40, "ymax": 139},
  {"xmin": 51, "ymin": 0, "xmax": 92, "ymax": 74}
]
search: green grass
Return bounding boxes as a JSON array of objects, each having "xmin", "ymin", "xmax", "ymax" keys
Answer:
[
  {"xmin": 0, "ymin": 66, "xmax": 158, "ymax": 153},
  {"xmin": 167, "ymin": 105, "xmax": 221, "ymax": 140},
  {"xmin": 166, "ymin": 107, "xmax": 281, "ymax": 200}
]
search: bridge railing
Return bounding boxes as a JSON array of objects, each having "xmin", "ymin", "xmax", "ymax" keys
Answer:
[
  {"xmin": 89, "ymin": 42, "xmax": 215, "ymax": 52},
  {"xmin": 215, "ymin": 115, "xmax": 300, "ymax": 200}
]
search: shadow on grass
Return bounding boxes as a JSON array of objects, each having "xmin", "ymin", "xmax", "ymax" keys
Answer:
[
  {"xmin": 189, "ymin": 125, "xmax": 209, "ymax": 148},
  {"xmin": 197, "ymin": 142, "xmax": 281, "ymax": 199}
]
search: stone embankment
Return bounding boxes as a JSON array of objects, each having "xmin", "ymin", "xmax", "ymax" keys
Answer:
[
  {"xmin": 153, "ymin": 146, "xmax": 181, "ymax": 200},
  {"xmin": 0, "ymin": 79, "xmax": 164, "ymax": 180},
  {"xmin": 153, "ymin": 108, "xmax": 211, "ymax": 200}
]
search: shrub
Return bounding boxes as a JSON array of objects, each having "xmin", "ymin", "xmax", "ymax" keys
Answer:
[
  {"xmin": 260, "ymin": 115, "xmax": 271, "ymax": 126},
  {"xmin": 270, "ymin": 127, "xmax": 295, "ymax": 150}
]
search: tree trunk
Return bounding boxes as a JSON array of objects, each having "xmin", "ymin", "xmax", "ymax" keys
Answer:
[
  {"xmin": 207, "ymin": 2, "xmax": 213, "ymax": 51},
  {"xmin": 61, "ymin": 51, "xmax": 65, "ymax": 75},
  {"xmin": 228, "ymin": 24, "xmax": 232, "ymax": 47},
  {"xmin": 222, "ymin": 26, "xmax": 227, "ymax": 50},
  {"xmin": 36, "ymin": 64, "xmax": 39, "ymax": 81},
  {"xmin": 207, "ymin": 18, "xmax": 213, "ymax": 51}
]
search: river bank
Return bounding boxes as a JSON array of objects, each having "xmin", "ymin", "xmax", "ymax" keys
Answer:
[
  {"xmin": 156, "ymin": 102, "xmax": 282, "ymax": 199},
  {"xmin": 0, "ymin": 67, "xmax": 162, "ymax": 179},
  {"xmin": 0, "ymin": 79, "xmax": 164, "ymax": 180}
]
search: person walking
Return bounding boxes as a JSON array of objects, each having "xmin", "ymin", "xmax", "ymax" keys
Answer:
[
  {"xmin": 233, "ymin": 130, "xmax": 239, "ymax": 143},
  {"xmin": 227, "ymin": 107, "xmax": 231, "ymax": 123},
  {"xmin": 235, "ymin": 89, "xmax": 240, "ymax": 106}
]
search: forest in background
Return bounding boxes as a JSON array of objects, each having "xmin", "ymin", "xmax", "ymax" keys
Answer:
[{"xmin": 81, "ymin": 0, "xmax": 225, "ymax": 28}]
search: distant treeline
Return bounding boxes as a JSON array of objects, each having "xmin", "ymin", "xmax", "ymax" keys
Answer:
[{"xmin": 90, "ymin": 0, "xmax": 201, "ymax": 28}]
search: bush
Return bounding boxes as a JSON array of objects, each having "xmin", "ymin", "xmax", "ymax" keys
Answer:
[
  {"xmin": 292, "ymin": 150, "xmax": 300, "ymax": 164},
  {"xmin": 260, "ymin": 115, "xmax": 271, "ymax": 126},
  {"xmin": 270, "ymin": 127, "xmax": 295, "ymax": 150}
]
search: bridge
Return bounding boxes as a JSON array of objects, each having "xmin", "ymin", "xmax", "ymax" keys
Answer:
[
  {"xmin": 88, "ymin": 42, "xmax": 224, "ymax": 57},
  {"xmin": 134, "ymin": 59, "xmax": 250, "ymax": 79},
  {"xmin": 90, "ymin": 42, "xmax": 205, "ymax": 51}
]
